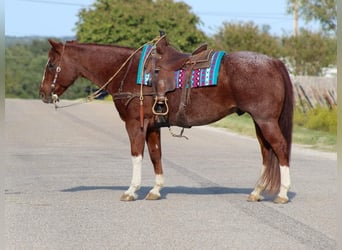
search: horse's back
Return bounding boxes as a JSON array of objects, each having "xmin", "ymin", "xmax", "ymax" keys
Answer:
[
  {"xmin": 225, "ymin": 51, "xmax": 283, "ymax": 73},
  {"xmin": 223, "ymin": 51, "xmax": 287, "ymax": 90},
  {"xmin": 221, "ymin": 51, "xmax": 289, "ymax": 115}
]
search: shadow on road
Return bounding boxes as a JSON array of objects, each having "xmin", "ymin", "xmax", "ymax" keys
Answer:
[
  {"xmin": 60, "ymin": 185, "xmax": 296, "ymax": 201},
  {"xmin": 60, "ymin": 185, "xmax": 252, "ymax": 195}
]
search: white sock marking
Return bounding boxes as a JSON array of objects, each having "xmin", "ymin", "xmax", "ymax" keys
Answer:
[
  {"xmin": 124, "ymin": 155, "xmax": 142, "ymax": 198},
  {"xmin": 149, "ymin": 174, "xmax": 164, "ymax": 197},
  {"xmin": 279, "ymin": 165, "xmax": 291, "ymax": 199},
  {"xmin": 131, "ymin": 155, "xmax": 142, "ymax": 188}
]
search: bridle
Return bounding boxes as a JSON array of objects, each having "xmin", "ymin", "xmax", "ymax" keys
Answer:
[
  {"xmin": 50, "ymin": 43, "xmax": 66, "ymax": 106},
  {"xmin": 50, "ymin": 65, "xmax": 61, "ymax": 103}
]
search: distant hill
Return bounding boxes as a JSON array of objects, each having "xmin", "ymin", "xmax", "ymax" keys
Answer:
[{"xmin": 5, "ymin": 36, "xmax": 76, "ymax": 47}]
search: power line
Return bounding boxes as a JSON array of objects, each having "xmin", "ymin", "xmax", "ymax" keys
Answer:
[
  {"xmin": 17, "ymin": 0, "xmax": 90, "ymax": 7},
  {"xmin": 195, "ymin": 12, "xmax": 292, "ymax": 21}
]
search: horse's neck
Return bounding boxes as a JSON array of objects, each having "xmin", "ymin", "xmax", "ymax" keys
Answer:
[{"xmin": 70, "ymin": 43, "xmax": 135, "ymax": 89}]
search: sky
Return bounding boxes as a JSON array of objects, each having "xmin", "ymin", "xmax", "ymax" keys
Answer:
[{"xmin": 5, "ymin": 0, "xmax": 317, "ymax": 37}]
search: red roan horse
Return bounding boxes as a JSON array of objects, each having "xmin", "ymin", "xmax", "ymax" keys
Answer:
[{"xmin": 39, "ymin": 35, "xmax": 293, "ymax": 203}]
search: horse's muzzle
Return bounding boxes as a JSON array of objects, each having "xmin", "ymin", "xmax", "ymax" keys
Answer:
[{"xmin": 39, "ymin": 91, "xmax": 53, "ymax": 104}]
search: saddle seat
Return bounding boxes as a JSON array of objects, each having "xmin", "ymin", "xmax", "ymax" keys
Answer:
[
  {"xmin": 191, "ymin": 43, "xmax": 208, "ymax": 55},
  {"xmin": 158, "ymin": 43, "xmax": 208, "ymax": 71}
]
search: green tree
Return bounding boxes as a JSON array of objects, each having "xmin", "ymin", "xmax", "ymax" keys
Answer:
[
  {"xmin": 281, "ymin": 28, "xmax": 336, "ymax": 75},
  {"xmin": 287, "ymin": 0, "xmax": 337, "ymax": 34},
  {"xmin": 5, "ymin": 45, "xmax": 40, "ymax": 98},
  {"xmin": 210, "ymin": 21, "xmax": 282, "ymax": 57},
  {"xmin": 75, "ymin": 0, "xmax": 207, "ymax": 51},
  {"xmin": 5, "ymin": 39, "xmax": 93, "ymax": 99}
]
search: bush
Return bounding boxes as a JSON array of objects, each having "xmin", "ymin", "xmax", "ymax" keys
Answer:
[{"xmin": 293, "ymin": 107, "xmax": 337, "ymax": 134}]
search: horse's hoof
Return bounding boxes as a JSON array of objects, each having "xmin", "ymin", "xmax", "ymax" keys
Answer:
[
  {"xmin": 120, "ymin": 193, "xmax": 136, "ymax": 201},
  {"xmin": 145, "ymin": 192, "xmax": 161, "ymax": 200},
  {"xmin": 247, "ymin": 194, "xmax": 262, "ymax": 202},
  {"xmin": 273, "ymin": 196, "xmax": 289, "ymax": 204}
]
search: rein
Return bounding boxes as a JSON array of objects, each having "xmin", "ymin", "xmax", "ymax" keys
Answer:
[{"xmin": 52, "ymin": 34, "xmax": 166, "ymax": 110}]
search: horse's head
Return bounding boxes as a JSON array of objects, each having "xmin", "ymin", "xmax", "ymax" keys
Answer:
[{"xmin": 39, "ymin": 40, "xmax": 79, "ymax": 103}]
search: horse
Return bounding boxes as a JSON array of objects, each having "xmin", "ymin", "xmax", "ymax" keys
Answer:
[{"xmin": 39, "ymin": 35, "xmax": 293, "ymax": 204}]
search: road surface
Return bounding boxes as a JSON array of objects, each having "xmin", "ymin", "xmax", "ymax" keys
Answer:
[{"xmin": 5, "ymin": 99, "xmax": 336, "ymax": 249}]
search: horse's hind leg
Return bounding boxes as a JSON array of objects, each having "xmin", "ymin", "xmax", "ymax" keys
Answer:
[
  {"xmin": 145, "ymin": 127, "xmax": 164, "ymax": 200},
  {"xmin": 247, "ymin": 121, "xmax": 268, "ymax": 202},
  {"xmin": 250, "ymin": 119, "xmax": 291, "ymax": 203}
]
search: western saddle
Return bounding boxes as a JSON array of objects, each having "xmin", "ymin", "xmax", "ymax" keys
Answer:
[{"xmin": 148, "ymin": 33, "xmax": 214, "ymax": 127}]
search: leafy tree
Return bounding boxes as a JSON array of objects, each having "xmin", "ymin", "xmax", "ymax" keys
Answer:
[
  {"xmin": 5, "ymin": 45, "xmax": 39, "ymax": 98},
  {"xmin": 5, "ymin": 40, "xmax": 58, "ymax": 98},
  {"xmin": 287, "ymin": 0, "xmax": 337, "ymax": 34},
  {"xmin": 75, "ymin": 0, "xmax": 207, "ymax": 51},
  {"xmin": 281, "ymin": 28, "xmax": 336, "ymax": 75},
  {"xmin": 210, "ymin": 21, "xmax": 282, "ymax": 57}
]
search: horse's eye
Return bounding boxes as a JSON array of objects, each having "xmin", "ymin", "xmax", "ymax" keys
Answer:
[{"xmin": 48, "ymin": 62, "xmax": 55, "ymax": 70}]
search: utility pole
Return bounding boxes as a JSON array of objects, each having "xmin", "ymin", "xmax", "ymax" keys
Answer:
[{"xmin": 293, "ymin": 0, "xmax": 299, "ymax": 36}]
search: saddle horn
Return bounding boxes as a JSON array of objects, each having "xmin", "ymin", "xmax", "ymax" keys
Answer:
[{"xmin": 157, "ymin": 30, "xmax": 168, "ymax": 49}]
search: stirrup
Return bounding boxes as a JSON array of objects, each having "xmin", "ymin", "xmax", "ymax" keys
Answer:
[{"xmin": 152, "ymin": 97, "xmax": 169, "ymax": 116}]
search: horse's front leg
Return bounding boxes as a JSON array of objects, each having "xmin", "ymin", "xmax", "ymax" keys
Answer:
[
  {"xmin": 145, "ymin": 127, "xmax": 164, "ymax": 200},
  {"xmin": 120, "ymin": 119, "xmax": 148, "ymax": 201}
]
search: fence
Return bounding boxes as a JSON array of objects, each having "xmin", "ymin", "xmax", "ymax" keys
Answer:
[{"xmin": 291, "ymin": 76, "xmax": 337, "ymax": 112}]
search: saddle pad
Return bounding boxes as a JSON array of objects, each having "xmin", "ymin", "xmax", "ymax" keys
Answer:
[
  {"xmin": 136, "ymin": 44, "xmax": 225, "ymax": 88},
  {"xmin": 136, "ymin": 44, "xmax": 154, "ymax": 85}
]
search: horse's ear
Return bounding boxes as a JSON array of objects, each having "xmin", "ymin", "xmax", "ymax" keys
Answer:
[{"xmin": 48, "ymin": 39, "xmax": 63, "ymax": 54}]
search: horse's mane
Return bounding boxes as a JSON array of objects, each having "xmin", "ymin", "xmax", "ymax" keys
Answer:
[{"xmin": 65, "ymin": 40, "xmax": 135, "ymax": 50}]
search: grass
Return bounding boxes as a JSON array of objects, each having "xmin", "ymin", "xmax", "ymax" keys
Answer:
[{"xmin": 211, "ymin": 113, "xmax": 336, "ymax": 152}]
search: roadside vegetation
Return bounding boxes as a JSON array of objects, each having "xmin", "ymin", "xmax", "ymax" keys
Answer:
[{"xmin": 212, "ymin": 107, "xmax": 336, "ymax": 151}]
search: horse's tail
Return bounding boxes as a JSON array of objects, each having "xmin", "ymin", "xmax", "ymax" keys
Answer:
[
  {"xmin": 262, "ymin": 60, "xmax": 294, "ymax": 194},
  {"xmin": 278, "ymin": 61, "xmax": 294, "ymax": 160}
]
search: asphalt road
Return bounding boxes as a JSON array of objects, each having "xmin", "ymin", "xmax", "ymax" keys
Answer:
[{"xmin": 5, "ymin": 99, "xmax": 337, "ymax": 249}]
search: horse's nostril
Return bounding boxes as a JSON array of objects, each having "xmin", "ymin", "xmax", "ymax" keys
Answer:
[{"xmin": 39, "ymin": 92, "xmax": 46, "ymax": 101}]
